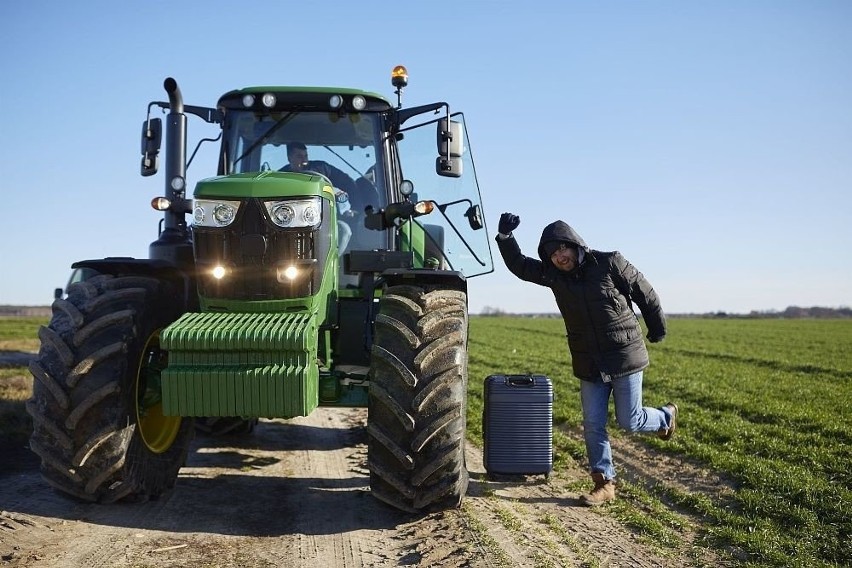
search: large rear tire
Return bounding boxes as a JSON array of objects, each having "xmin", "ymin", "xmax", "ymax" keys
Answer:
[
  {"xmin": 367, "ymin": 284, "xmax": 469, "ymax": 513},
  {"xmin": 26, "ymin": 275, "xmax": 193, "ymax": 503}
]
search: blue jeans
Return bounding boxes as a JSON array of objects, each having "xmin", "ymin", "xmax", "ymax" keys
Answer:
[{"xmin": 579, "ymin": 371, "xmax": 674, "ymax": 480}]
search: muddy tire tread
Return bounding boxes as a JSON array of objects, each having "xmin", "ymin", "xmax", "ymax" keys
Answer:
[
  {"xmin": 27, "ymin": 274, "xmax": 192, "ymax": 504},
  {"xmin": 367, "ymin": 284, "xmax": 469, "ymax": 513}
]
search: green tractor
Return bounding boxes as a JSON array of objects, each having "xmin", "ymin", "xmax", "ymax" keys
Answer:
[{"xmin": 27, "ymin": 67, "xmax": 493, "ymax": 513}]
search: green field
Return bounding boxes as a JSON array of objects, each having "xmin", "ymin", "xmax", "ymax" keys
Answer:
[
  {"xmin": 0, "ymin": 317, "xmax": 44, "ymax": 449},
  {"xmin": 467, "ymin": 316, "xmax": 852, "ymax": 567},
  {"xmin": 2, "ymin": 316, "xmax": 850, "ymax": 566}
]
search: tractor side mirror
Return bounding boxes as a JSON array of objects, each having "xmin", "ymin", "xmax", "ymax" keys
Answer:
[
  {"xmin": 436, "ymin": 118, "xmax": 463, "ymax": 178},
  {"xmin": 141, "ymin": 118, "xmax": 162, "ymax": 177},
  {"xmin": 437, "ymin": 118, "xmax": 463, "ymax": 157},
  {"xmin": 464, "ymin": 204, "xmax": 484, "ymax": 230}
]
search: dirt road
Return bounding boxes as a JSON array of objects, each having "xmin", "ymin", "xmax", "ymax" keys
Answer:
[{"xmin": 1, "ymin": 406, "xmax": 725, "ymax": 567}]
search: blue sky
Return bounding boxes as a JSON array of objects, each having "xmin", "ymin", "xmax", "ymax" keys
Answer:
[{"xmin": 2, "ymin": 1, "xmax": 850, "ymax": 314}]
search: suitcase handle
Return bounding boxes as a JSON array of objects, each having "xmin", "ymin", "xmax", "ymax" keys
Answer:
[{"xmin": 507, "ymin": 376, "xmax": 534, "ymax": 387}]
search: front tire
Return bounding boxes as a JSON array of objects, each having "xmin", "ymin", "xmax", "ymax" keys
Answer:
[
  {"xmin": 26, "ymin": 275, "xmax": 193, "ymax": 503},
  {"xmin": 367, "ymin": 284, "xmax": 469, "ymax": 513}
]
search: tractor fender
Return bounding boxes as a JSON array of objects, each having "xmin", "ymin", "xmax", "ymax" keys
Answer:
[
  {"xmin": 70, "ymin": 258, "xmax": 198, "ymax": 312},
  {"xmin": 380, "ymin": 268, "xmax": 467, "ymax": 294}
]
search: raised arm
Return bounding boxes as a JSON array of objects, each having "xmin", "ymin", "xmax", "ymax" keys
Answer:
[{"xmin": 495, "ymin": 213, "xmax": 550, "ymax": 287}]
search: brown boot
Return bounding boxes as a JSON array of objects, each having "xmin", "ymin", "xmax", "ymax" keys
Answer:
[
  {"xmin": 658, "ymin": 403, "xmax": 678, "ymax": 440},
  {"xmin": 579, "ymin": 473, "xmax": 616, "ymax": 507}
]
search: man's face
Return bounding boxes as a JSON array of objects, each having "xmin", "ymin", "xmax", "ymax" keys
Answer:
[
  {"xmin": 550, "ymin": 244, "xmax": 579, "ymax": 272},
  {"xmin": 288, "ymin": 148, "xmax": 309, "ymax": 171}
]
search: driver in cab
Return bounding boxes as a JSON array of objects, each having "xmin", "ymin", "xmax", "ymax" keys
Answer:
[
  {"xmin": 280, "ymin": 142, "xmax": 357, "ymax": 195},
  {"xmin": 281, "ymin": 141, "xmax": 361, "ymax": 252}
]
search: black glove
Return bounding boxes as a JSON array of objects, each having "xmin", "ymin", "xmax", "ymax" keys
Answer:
[
  {"xmin": 647, "ymin": 333, "xmax": 665, "ymax": 344},
  {"xmin": 498, "ymin": 213, "xmax": 520, "ymax": 235}
]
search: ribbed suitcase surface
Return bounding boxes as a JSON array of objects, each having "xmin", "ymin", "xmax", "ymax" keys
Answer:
[{"xmin": 483, "ymin": 374, "xmax": 553, "ymax": 477}]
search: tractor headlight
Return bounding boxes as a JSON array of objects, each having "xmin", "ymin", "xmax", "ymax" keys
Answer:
[
  {"xmin": 193, "ymin": 199, "xmax": 242, "ymax": 227},
  {"xmin": 277, "ymin": 265, "xmax": 299, "ymax": 282},
  {"xmin": 265, "ymin": 197, "xmax": 322, "ymax": 228},
  {"xmin": 270, "ymin": 204, "xmax": 295, "ymax": 226},
  {"xmin": 262, "ymin": 93, "xmax": 277, "ymax": 108},
  {"xmin": 276, "ymin": 259, "xmax": 317, "ymax": 283}
]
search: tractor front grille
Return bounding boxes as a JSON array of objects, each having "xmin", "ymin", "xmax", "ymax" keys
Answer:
[{"xmin": 193, "ymin": 199, "xmax": 331, "ymax": 301}]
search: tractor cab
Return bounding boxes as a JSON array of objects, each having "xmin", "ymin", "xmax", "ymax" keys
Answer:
[{"xmin": 210, "ymin": 79, "xmax": 494, "ymax": 290}]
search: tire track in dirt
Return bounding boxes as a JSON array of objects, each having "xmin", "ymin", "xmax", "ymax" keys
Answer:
[
  {"xmin": 449, "ymin": 449, "xmax": 683, "ymax": 567},
  {"xmin": 2, "ymin": 407, "xmax": 727, "ymax": 567},
  {"xmin": 2, "ymin": 407, "xmax": 402, "ymax": 567}
]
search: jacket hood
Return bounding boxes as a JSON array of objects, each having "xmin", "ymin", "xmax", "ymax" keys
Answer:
[{"xmin": 537, "ymin": 221, "xmax": 588, "ymax": 263}]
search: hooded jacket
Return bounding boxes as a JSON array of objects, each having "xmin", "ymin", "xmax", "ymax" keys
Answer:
[{"xmin": 497, "ymin": 221, "xmax": 666, "ymax": 381}]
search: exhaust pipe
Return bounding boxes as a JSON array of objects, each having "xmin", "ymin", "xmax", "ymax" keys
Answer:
[{"xmin": 149, "ymin": 77, "xmax": 193, "ymax": 265}]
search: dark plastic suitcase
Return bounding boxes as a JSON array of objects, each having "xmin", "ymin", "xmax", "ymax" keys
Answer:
[{"xmin": 483, "ymin": 374, "xmax": 553, "ymax": 479}]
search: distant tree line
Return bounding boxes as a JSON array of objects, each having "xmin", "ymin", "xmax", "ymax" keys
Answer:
[
  {"xmin": 480, "ymin": 306, "xmax": 852, "ymax": 319},
  {"xmin": 728, "ymin": 306, "xmax": 851, "ymax": 319},
  {"xmin": 0, "ymin": 305, "xmax": 52, "ymax": 317},
  {"xmin": 479, "ymin": 306, "xmax": 507, "ymax": 316}
]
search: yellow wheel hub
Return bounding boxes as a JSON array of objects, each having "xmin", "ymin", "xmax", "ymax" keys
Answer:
[{"xmin": 136, "ymin": 330, "xmax": 181, "ymax": 454}]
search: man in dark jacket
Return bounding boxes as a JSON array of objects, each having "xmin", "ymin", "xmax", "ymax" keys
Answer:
[{"xmin": 496, "ymin": 212, "xmax": 678, "ymax": 506}]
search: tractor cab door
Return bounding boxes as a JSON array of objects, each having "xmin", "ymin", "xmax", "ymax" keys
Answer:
[{"xmin": 394, "ymin": 112, "xmax": 494, "ymax": 278}]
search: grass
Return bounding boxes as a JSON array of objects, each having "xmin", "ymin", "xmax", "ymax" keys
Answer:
[
  {"xmin": 0, "ymin": 315, "xmax": 44, "ymax": 351},
  {"xmin": 0, "ymin": 316, "xmax": 43, "ymax": 452},
  {"xmin": 466, "ymin": 316, "xmax": 852, "ymax": 567},
  {"xmin": 0, "ymin": 368, "xmax": 33, "ymax": 447},
  {"xmin": 540, "ymin": 512, "xmax": 600, "ymax": 568},
  {"xmin": 459, "ymin": 502, "xmax": 515, "ymax": 567}
]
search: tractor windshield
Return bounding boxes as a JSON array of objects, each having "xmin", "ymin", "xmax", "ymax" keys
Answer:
[
  {"xmin": 218, "ymin": 106, "xmax": 493, "ymax": 281},
  {"xmin": 223, "ymin": 109, "xmax": 381, "ymax": 191}
]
